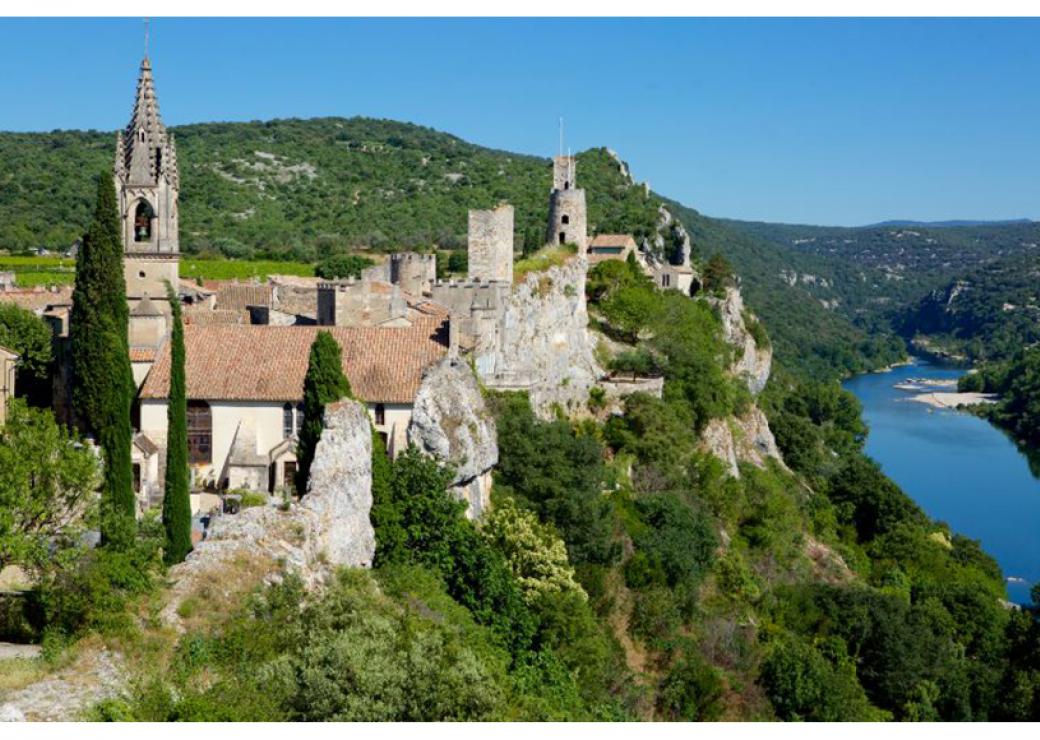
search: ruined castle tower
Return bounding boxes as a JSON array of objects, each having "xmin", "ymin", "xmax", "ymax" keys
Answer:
[
  {"xmin": 468, "ymin": 205, "xmax": 514, "ymax": 283},
  {"xmin": 546, "ymin": 155, "xmax": 588, "ymax": 253},
  {"xmin": 115, "ymin": 57, "xmax": 180, "ymax": 316}
]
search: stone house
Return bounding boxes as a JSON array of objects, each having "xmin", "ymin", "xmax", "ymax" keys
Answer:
[
  {"xmin": 587, "ymin": 234, "xmax": 637, "ymax": 265},
  {"xmin": 136, "ymin": 318, "xmax": 449, "ymax": 496},
  {"xmin": 0, "ymin": 346, "xmax": 17, "ymax": 426}
]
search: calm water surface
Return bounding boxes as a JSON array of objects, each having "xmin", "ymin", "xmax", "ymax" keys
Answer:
[{"xmin": 843, "ymin": 358, "xmax": 1039, "ymax": 603}]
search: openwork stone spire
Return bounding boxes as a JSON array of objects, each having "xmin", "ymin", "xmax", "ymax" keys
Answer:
[{"xmin": 120, "ymin": 58, "xmax": 178, "ymax": 188}]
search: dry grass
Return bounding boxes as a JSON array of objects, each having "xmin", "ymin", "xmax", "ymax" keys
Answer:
[
  {"xmin": 513, "ymin": 244, "xmax": 578, "ymax": 284},
  {"xmin": 0, "ymin": 658, "xmax": 47, "ymax": 693}
]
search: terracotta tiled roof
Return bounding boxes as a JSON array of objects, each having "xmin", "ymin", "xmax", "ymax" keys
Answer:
[
  {"xmin": 130, "ymin": 348, "xmax": 157, "ymax": 363},
  {"xmin": 139, "ymin": 318, "xmax": 448, "ymax": 404},
  {"xmin": 213, "ymin": 283, "xmax": 273, "ymax": 311},
  {"xmin": 589, "ymin": 234, "xmax": 637, "ymax": 249},
  {"xmin": 183, "ymin": 307, "xmax": 250, "ymax": 326},
  {"xmin": 0, "ymin": 286, "xmax": 74, "ymax": 313}
]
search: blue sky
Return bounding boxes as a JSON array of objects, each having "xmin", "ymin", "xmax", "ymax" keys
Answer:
[{"xmin": 1, "ymin": 17, "xmax": 1038, "ymax": 226}]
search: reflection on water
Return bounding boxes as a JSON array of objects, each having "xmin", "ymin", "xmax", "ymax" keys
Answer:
[{"xmin": 843, "ymin": 358, "xmax": 1040, "ymax": 604}]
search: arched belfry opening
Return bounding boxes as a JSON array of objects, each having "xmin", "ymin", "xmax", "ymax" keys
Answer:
[{"xmin": 134, "ymin": 200, "xmax": 155, "ymax": 242}]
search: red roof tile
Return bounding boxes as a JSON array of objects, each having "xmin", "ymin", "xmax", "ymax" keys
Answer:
[{"xmin": 139, "ymin": 318, "xmax": 448, "ymax": 404}]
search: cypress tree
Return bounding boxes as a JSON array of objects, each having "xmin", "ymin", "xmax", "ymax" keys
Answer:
[
  {"xmin": 70, "ymin": 172, "xmax": 135, "ymax": 547},
  {"xmin": 295, "ymin": 331, "xmax": 352, "ymax": 494},
  {"xmin": 161, "ymin": 282, "xmax": 192, "ymax": 564}
]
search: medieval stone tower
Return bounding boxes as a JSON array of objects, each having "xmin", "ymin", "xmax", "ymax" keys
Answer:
[
  {"xmin": 115, "ymin": 57, "xmax": 180, "ymax": 317},
  {"xmin": 546, "ymin": 155, "xmax": 588, "ymax": 253},
  {"xmin": 468, "ymin": 205, "xmax": 514, "ymax": 283}
]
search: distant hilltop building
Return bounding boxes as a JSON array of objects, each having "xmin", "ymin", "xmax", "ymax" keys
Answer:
[{"xmin": 546, "ymin": 155, "xmax": 588, "ymax": 253}]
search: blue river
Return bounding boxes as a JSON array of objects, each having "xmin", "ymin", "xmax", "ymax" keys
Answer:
[{"xmin": 843, "ymin": 358, "xmax": 1039, "ymax": 604}]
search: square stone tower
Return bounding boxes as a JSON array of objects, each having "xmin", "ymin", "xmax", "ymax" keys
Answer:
[
  {"xmin": 115, "ymin": 57, "xmax": 180, "ymax": 316},
  {"xmin": 468, "ymin": 205, "xmax": 514, "ymax": 283},
  {"xmin": 546, "ymin": 155, "xmax": 588, "ymax": 253}
]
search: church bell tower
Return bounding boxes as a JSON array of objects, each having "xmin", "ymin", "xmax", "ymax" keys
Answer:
[{"xmin": 115, "ymin": 56, "xmax": 180, "ymax": 312}]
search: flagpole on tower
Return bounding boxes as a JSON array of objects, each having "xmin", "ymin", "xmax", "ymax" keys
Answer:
[
  {"xmin": 558, "ymin": 117, "xmax": 563, "ymax": 158},
  {"xmin": 144, "ymin": 17, "xmax": 150, "ymax": 58}
]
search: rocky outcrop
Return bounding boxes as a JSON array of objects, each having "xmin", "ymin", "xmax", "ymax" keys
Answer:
[
  {"xmin": 709, "ymin": 286, "xmax": 772, "ymax": 396},
  {"xmin": 408, "ymin": 357, "xmax": 498, "ymax": 518},
  {"xmin": 485, "ymin": 257, "xmax": 603, "ymax": 417},
  {"xmin": 699, "ymin": 407, "xmax": 785, "ymax": 479},
  {"xmin": 0, "ymin": 649, "xmax": 124, "ymax": 721},
  {"xmin": 162, "ymin": 399, "xmax": 374, "ymax": 623}
]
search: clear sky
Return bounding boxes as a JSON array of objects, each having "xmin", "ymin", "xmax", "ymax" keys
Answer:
[{"xmin": 1, "ymin": 17, "xmax": 1037, "ymax": 226}]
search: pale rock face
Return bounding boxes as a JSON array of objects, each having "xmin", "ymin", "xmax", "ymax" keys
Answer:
[
  {"xmin": 162, "ymin": 399, "xmax": 374, "ymax": 624},
  {"xmin": 709, "ymin": 286, "xmax": 773, "ymax": 396},
  {"xmin": 301, "ymin": 399, "xmax": 377, "ymax": 567},
  {"xmin": 408, "ymin": 357, "xmax": 498, "ymax": 518},
  {"xmin": 699, "ymin": 407, "xmax": 786, "ymax": 479},
  {"xmin": 488, "ymin": 258, "xmax": 603, "ymax": 417}
]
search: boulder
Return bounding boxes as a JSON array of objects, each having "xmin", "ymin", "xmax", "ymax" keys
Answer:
[
  {"xmin": 162, "ymin": 399, "xmax": 374, "ymax": 624},
  {"xmin": 408, "ymin": 357, "xmax": 498, "ymax": 518}
]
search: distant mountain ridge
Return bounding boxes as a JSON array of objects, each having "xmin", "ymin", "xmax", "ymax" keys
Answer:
[{"xmin": 865, "ymin": 218, "xmax": 1034, "ymax": 228}]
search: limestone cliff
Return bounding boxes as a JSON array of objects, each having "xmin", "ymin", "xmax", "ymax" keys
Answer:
[
  {"xmin": 161, "ymin": 399, "xmax": 374, "ymax": 624},
  {"xmin": 709, "ymin": 286, "xmax": 772, "ymax": 396},
  {"xmin": 408, "ymin": 357, "xmax": 498, "ymax": 518},
  {"xmin": 699, "ymin": 406, "xmax": 786, "ymax": 479},
  {"xmin": 486, "ymin": 257, "xmax": 603, "ymax": 417}
]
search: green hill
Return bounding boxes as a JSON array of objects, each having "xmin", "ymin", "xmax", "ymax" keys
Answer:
[{"xmin": 0, "ymin": 116, "xmax": 904, "ymax": 380}]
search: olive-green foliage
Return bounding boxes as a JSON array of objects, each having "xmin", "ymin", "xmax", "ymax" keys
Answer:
[
  {"xmin": 702, "ymin": 252, "xmax": 735, "ymax": 293},
  {"xmin": 657, "ymin": 650, "xmax": 726, "ymax": 721},
  {"xmin": 0, "ymin": 399, "xmax": 100, "ymax": 575},
  {"xmin": 628, "ymin": 494, "xmax": 715, "ymax": 590},
  {"xmin": 588, "ymin": 261, "xmax": 736, "ymax": 431},
  {"xmin": 372, "ymin": 446, "xmax": 535, "ymax": 655},
  {"xmin": 488, "ymin": 391, "xmax": 620, "ymax": 566},
  {"xmin": 69, "ymin": 173, "xmax": 135, "ymax": 548},
  {"xmin": 161, "ymin": 283, "xmax": 192, "ymax": 565},
  {"xmin": 963, "ymin": 347, "xmax": 1040, "ymax": 448},
  {"xmin": 760, "ymin": 634, "xmax": 884, "ymax": 721},
  {"xmin": 111, "ymin": 569, "xmax": 512, "ymax": 721},
  {"xmin": 295, "ymin": 330, "xmax": 352, "ymax": 494},
  {"xmin": 36, "ymin": 515, "xmax": 163, "ymax": 639},
  {"xmin": 314, "ymin": 253, "xmax": 375, "ymax": 279},
  {"xmin": 0, "ymin": 303, "xmax": 52, "ymax": 403}
]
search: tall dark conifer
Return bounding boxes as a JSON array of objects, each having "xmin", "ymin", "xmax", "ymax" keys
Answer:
[
  {"xmin": 295, "ymin": 331, "xmax": 352, "ymax": 494},
  {"xmin": 70, "ymin": 172, "xmax": 136, "ymax": 547},
  {"xmin": 162, "ymin": 282, "xmax": 192, "ymax": 564}
]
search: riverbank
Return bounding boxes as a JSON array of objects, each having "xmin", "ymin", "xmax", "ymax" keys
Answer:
[{"xmin": 908, "ymin": 391, "xmax": 997, "ymax": 409}]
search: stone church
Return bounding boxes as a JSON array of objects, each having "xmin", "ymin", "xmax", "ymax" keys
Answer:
[{"xmin": 112, "ymin": 58, "xmax": 450, "ymax": 510}]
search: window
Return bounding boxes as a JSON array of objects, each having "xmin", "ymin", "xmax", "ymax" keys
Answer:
[
  {"xmin": 283, "ymin": 403, "xmax": 294, "ymax": 438},
  {"xmin": 662, "ymin": 274, "xmax": 671, "ymax": 288},
  {"xmin": 561, "ymin": 214, "xmax": 570, "ymax": 225},
  {"xmin": 374, "ymin": 403, "xmax": 386, "ymax": 426},
  {"xmin": 559, "ymin": 232, "xmax": 567, "ymax": 244},
  {"xmin": 132, "ymin": 463, "xmax": 141, "ymax": 494},
  {"xmin": 296, "ymin": 403, "xmax": 304, "ymax": 433},
  {"xmin": 187, "ymin": 401, "xmax": 212, "ymax": 464},
  {"xmin": 564, "ymin": 180, "xmax": 570, "ymax": 190}
]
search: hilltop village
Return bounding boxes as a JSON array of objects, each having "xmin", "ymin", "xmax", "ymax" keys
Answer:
[{"xmin": 0, "ymin": 57, "xmax": 715, "ymax": 522}]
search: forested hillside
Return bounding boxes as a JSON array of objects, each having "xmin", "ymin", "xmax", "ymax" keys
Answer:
[
  {"xmin": 898, "ymin": 252, "xmax": 1040, "ymax": 362},
  {"xmin": 0, "ymin": 117, "xmax": 905, "ymax": 380}
]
